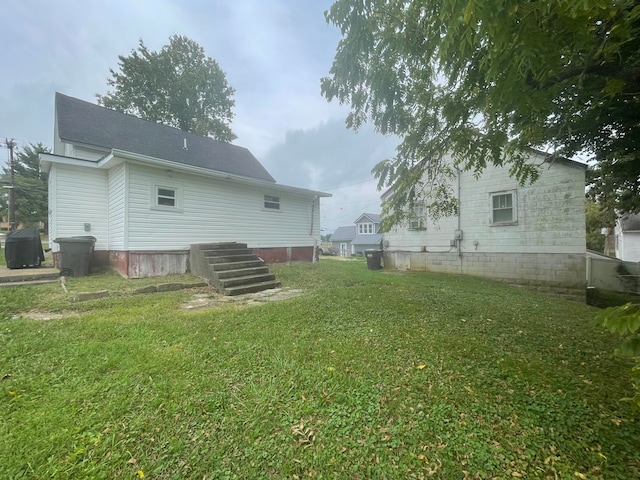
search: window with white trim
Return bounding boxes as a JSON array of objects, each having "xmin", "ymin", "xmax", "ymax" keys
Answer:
[
  {"xmin": 151, "ymin": 184, "xmax": 182, "ymax": 211},
  {"xmin": 409, "ymin": 206, "xmax": 426, "ymax": 230},
  {"xmin": 358, "ymin": 222, "xmax": 374, "ymax": 234},
  {"xmin": 157, "ymin": 187, "xmax": 176, "ymax": 207},
  {"xmin": 490, "ymin": 191, "xmax": 517, "ymax": 225},
  {"xmin": 264, "ymin": 194, "xmax": 280, "ymax": 210}
]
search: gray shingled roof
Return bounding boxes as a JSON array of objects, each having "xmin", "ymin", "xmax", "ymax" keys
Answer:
[
  {"xmin": 331, "ymin": 226, "xmax": 356, "ymax": 242},
  {"xmin": 355, "ymin": 213, "xmax": 381, "ymax": 224},
  {"xmin": 55, "ymin": 93, "xmax": 276, "ymax": 182},
  {"xmin": 353, "ymin": 233, "xmax": 383, "ymax": 246},
  {"xmin": 620, "ymin": 213, "xmax": 640, "ymax": 232}
]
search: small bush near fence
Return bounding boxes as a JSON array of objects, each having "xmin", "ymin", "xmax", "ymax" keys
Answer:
[{"xmin": 587, "ymin": 288, "xmax": 640, "ymax": 309}]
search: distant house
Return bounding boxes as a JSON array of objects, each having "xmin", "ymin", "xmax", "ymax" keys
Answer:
[
  {"xmin": 330, "ymin": 225, "xmax": 356, "ymax": 256},
  {"xmin": 382, "ymin": 151, "xmax": 586, "ymax": 299},
  {"xmin": 353, "ymin": 213, "xmax": 383, "ymax": 254},
  {"xmin": 615, "ymin": 213, "xmax": 640, "ymax": 262},
  {"xmin": 40, "ymin": 93, "xmax": 330, "ymax": 278},
  {"xmin": 331, "ymin": 213, "xmax": 382, "ymax": 256}
]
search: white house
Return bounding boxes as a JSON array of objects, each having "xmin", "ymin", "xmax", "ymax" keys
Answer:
[
  {"xmin": 614, "ymin": 213, "xmax": 640, "ymax": 262},
  {"xmin": 40, "ymin": 93, "xmax": 330, "ymax": 278},
  {"xmin": 382, "ymin": 151, "xmax": 586, "ymax": 299}
]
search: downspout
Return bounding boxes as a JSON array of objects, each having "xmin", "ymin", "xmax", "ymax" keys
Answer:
[{"xmin": 311, "ymin": 195, "xmax": 318, "ymax": 263}]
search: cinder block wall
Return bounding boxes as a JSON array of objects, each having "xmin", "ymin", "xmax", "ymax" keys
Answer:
[{"xmin": 384, "ymin": 251, "xmax": 586, "ymax": 301}]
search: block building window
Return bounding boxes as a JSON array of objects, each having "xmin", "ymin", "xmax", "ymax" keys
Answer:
[{"xmin": 490, "ymin": 191, "xmax": 517, "ymax": 225}]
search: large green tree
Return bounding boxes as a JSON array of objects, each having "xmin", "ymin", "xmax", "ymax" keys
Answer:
[
  {"xmin": 0, "ymin": 143, "xmax": 49, "ymax": 229},
  {"xmin": 585, "ymin": 199, "xmax": 616, "ymax": 253},
  {"xmin": 322, "ymin": 0, "xmax": 640, "ymax": 228},
  {"xmin": 97, "ymin": 35, "xmax": 236, "ymax": 142}
]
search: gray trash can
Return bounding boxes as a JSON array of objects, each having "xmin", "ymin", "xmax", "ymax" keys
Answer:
[
  {"xmin": 365, "ymin": 249, "xmax": 383, "ymax": 270},
  {"xmin": 53, "ymin": 236, "xmax": 96, "ymax": 277}
]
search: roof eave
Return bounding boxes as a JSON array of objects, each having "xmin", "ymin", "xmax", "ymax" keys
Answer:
[
  {"xmin": 109, "ymin": 149, "xmax": 331, "ymax": 197},
  {"xmin": 40, "ymin": 152, "xmax": 99, "ymax": 172}
]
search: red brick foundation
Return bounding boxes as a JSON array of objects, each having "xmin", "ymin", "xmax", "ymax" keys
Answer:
[
  {"xmin": 109, "ymin": 251, "xmax": 129, "ymax": 277},
  {"xmin": 56, "ymin": 246, "xmax": 317, "ymax": 278},
  {"xmin": 53, "ymin": 250, "xmax": 109, "ymax": 269}
]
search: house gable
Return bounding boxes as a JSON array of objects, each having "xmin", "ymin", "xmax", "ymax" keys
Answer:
[
  {"xmin": 44, "ymin": 93, "xmax": 331, "ymax": 276},
  {"xmin": 55, "ymin": 92, "xmax": 276, "ymax": 182},
  {"xmin": 354, "ymin": 213, "xmax": 381, "ymax": 236},
  {"xmin": 615, "ymin": 213, "xmax": 640, "ymax": 261}
]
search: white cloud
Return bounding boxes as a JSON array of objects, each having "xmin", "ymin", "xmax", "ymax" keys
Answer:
[
  {"xmin": 262, "ymin": 120, "xmax": 399, "ymax": 231},
  {"xmin": 0, "ymin": 0, "xmax": 399, "ymax": 233}
]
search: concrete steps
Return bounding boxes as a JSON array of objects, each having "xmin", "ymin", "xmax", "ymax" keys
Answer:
[{"xmin": 189, "ymin": 242, "xmax": 281, "ymax": 296}]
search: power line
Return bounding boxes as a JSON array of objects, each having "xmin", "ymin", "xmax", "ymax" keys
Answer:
[
  {"xmin": 322, "ymin": 200, "xmax": 381, "ymax": 228},
  {"xmin": 322, "ymin": 198, "xmax": 380, "ymax": 207},
  {"xmin": 322, "ymin": 177, "xmax": 377, "ymax": 191}
]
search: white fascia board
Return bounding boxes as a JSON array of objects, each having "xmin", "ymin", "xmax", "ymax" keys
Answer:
[
  {"xmin": 107, "ymin": 148, "xmax": 332, "ymax": 198},
  {"xmin": 39, "ymin": 152, "xmax": 100, "ymax": 173}
]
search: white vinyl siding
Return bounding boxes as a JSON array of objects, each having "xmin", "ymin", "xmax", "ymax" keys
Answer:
[
  {"xmin": 108, "ymin": 163, "xmax": 127, "ymax": 249},
  {"xmin": 47, "ymin": 167, "xmax": 57, "ymax": 244},
  {"xmin": 72, "ymin": 145, "xmax": 109, "ymax": 161},
  {"xmin": 125, "ymin": 164, "xmax": 319, "ymax": 250},
  {"xmin": 615, "ymin": 226, "xmax": 640, "ymax": 262},
  {"xmin": 48, "ymin": 164, "xmax": 109, "ymax": 252}
]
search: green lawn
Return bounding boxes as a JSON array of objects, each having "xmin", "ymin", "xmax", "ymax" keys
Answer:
[{"xmin": 1, "ymin": 261, "xmax": 638, "ymax": 479}]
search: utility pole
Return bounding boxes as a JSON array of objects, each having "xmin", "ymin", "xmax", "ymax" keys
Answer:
[{"xmin": 5, "ymin": 138, "xmax": 17, "ymax": 231}]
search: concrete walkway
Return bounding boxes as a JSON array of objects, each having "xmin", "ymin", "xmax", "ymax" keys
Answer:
[
  {"xmin": 0, "ymin": 247, "xmax": 59, "ymax": 286},
  {"xmin": 0, "ymin": 265, "xmax": 60, "ymax": 286}
]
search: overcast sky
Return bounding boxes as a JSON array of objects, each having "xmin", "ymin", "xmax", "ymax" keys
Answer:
[{"xmin": 0, "ymin": 0, "xmax": 399, "ymax": 232}]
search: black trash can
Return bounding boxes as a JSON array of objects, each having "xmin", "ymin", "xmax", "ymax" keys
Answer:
[
  {"xmin": 365, "ymin": 249, "xmax": 383, "ymax": 270},
  {"xmin": 4, "ymin": 228, "xmax": 45, "ymax": 269},
  {"xmin": 54, "ymin": 236, "xmax": 96, "ymax": 277}
]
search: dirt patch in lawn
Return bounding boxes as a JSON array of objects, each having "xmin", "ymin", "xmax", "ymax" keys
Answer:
[
  {"xmin": 13, "ymin": 286, "xmax": 303, "ymax": 320},
  {"xmin": 181, "ymin": 287, "xmax": 304, "ymax": 310},
  {"xmin": 12, "ymin": 311, "xmax": 81, "ymax": 321}
]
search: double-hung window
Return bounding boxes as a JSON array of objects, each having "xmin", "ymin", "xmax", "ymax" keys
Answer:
[
  {"xmin": 490, "ymin": 191, "xmax": 517, "ymax": 225},
  {"xmin": 409, "ymin": 206, "xmax": 426, "ymax": 230},
  {"xmin": 264, "ymin": 195, "xmax": 280, "ymax": 210}
]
